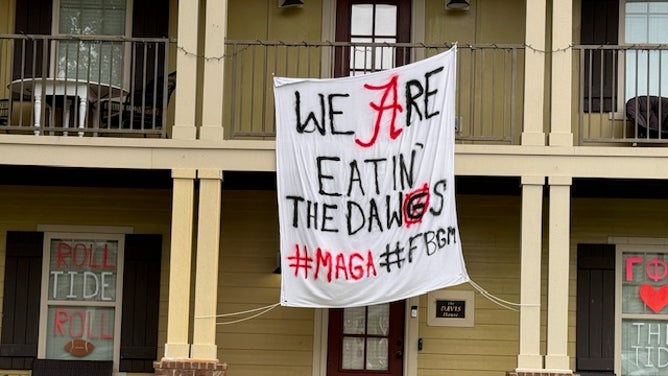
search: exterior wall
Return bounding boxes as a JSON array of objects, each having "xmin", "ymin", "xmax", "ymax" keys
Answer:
[
  {"xmin": 0, "ymin": 184, "xmax": 172, "ymax": 375},
  {"xmin": 217, "ymin": 189, "xmax": 315, "ymax": 376},
  {"xmin": 416, "ymin": 195, "xmax": 522, "ymax": 376}
]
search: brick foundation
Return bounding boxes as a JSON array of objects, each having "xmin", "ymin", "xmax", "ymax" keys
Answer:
[{"xmin": 154, "ymin": 359, "xmax": 228, "ymax": 376}]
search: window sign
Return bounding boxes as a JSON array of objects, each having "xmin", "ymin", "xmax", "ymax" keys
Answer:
[
  {"xmin": 41, "ymin": 234, "xmax": 123, "ymax": 362},
  {"xmin": 620, "ymin": 249, "xmax": 668, "ymax": 375}
]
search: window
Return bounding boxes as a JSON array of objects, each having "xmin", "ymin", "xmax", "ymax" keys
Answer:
[
  {"xmin": 334, "ymin": 0, "xmax": 411, "ymax": 77},
  {"xmin": 617, "ymin": 244, "xmax": 668, "ymax": 375},
  {"xmin": 54, "ymin": 0, "xmax": 132, "ymax": 87},
  {"xmin": 623, "ymin": 1, "xmax": 668, "ymax": 100},
  {"xmin": 39, "ymin": 233, "xmax": 124, "ymax": 363}
]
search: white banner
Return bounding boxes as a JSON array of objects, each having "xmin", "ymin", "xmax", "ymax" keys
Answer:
[{"xmin": 274, "ymin": 46, "xmax": 469, "ymax": 308}]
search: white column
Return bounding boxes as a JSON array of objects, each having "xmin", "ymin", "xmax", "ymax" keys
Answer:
[
  {"xmin": 517, "ymin": 175, "xmax": 545, "ymax": 371},
  {"xmin": 549, "ymin": 0, "xmax": 574, "ymax": 146},
  {"xmin": 191, "ymin": 169, "xmax": 223, "ymax": 359},
  {"xmin": 172, "ymin": 0, "xmax": 198, "ymax": 140},
  {"xmin": 164, "ymin": 168, "xmax": 196, "ymax": 358},
  {"xmin": 522, "ymin": 0, "xmax": 546, "ymax": 146},
  {"xmin": 200, "ymin": 0, "xmax": 227, "ymax": 140},
  {"xmin": 545, "ymin": 176, "xmax": 572, "ymax": 371}
]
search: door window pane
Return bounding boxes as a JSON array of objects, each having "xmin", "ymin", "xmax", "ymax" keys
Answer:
[
  {"xmin": 342, "ymin": 337, "xmax": 364, "ymax": 369},
  {"xmin": 343, "ymin": 306, "xmax": 366, "ymax": 334},
  {"xmin": 366, "ymin": 338, "xmax": 389, "ymax": 371},
  {"xmin": 374, "ymin": 5, "xmax": 397, "ymax": 36},
  {"xmin": 348, "ymin": 3, "xmax": 398, "ymax": 76},
  {"xmin": 367, "ymin": 304, "xmax": 390, "ymax": 336}
]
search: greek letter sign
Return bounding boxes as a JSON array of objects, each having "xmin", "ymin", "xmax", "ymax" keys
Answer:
[{"xmin": 274, "ymin": 46, "xmax": 469, "ymax": 308}]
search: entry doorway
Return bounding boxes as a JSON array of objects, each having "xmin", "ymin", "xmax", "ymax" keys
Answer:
[{"xmin": 327, "ymin": 301, "xmax": 405, "ymax": 376}]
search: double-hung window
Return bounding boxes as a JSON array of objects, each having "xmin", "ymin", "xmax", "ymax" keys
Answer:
[
  {"xmin": 54, "ymin": 0, "xmax": 131, "ymax": 87},
  {"xmin": 618, "ymin": 244, "xmax": 668, "ymax": 375},
  {"xmin": 39, "ymin": 233, "xmax": 124, "ymax": 363},
  {"xmin": 623, "ymin": 1, "xmax": 668, "ymax": 101}
]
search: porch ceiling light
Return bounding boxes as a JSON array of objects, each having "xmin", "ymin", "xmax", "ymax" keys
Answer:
[
  {"xmin": 278, "ymin": 0, "xmax": 304, "ymax": 8},
  {"xmin": 446, "ymin": 0, "xmax": 470, "ymax": 10}
]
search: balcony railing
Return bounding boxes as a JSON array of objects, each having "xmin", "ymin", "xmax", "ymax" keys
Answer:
[
  {"xmin": 0, "ymin": 34, "xmax": 170, "ymax": 137},
  {"xmin": 224, "ymin": 40, "xmax": 525, "ymax": 144},
  {"xmin": 576, "ymin": 44, "xmax": 668, "ymax": 145}
]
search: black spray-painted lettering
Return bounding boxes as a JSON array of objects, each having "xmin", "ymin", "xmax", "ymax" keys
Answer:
[
  {"xmin": 405, "ymin": 66, "xmax": 444, "ymax": 127},
  {"xmin": 294, "ymin": 91, "xmax": 353, "ymax": 135}
]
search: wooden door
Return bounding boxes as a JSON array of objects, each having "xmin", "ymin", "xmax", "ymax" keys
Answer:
[{"xmin": 327, "ymin": 301, "xmax": 405, "ymax": 376}]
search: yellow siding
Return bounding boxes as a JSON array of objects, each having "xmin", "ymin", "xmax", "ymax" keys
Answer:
[
  {"xmin": 217, "ymin": 190, "xmax": 313, "ymax": 376},
  {"xmin": 414, "ymin": 195, "xmax": 521, "ymax": 375}
]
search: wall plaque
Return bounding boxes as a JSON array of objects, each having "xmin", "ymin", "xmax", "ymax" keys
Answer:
[{"xmin": 427, "ymin": 290, "xmax": 474, "ymax": 327}]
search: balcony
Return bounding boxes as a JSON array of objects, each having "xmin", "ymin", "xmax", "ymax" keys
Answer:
[
  {"xmin": 6, "ymin": 41, "xmax": 665, "ymax": 147},
  {"xmin": 576, "ymin": 44, "xmax": 668, "ymax": 145},
  {"xmin": 224, "ymin": 40, "xmax": 525, "ymax": 144},
  {"xmin": 0, "ymin": 34, "xmax": 171, "ymax": 138}
]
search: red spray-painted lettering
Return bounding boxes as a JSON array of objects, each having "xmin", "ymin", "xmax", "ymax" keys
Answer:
[
  {"xmin": 288, "ymin": 244, "xmax": 377, "ymax": 282},
  {"xmin": 57, "ymin": 242, "xmax": 116, "ymax": 269}
]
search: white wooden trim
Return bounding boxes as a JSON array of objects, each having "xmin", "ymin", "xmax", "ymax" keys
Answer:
[
  {"xmin": 404, "ymin": 296, "xmax": 419, "ymax": 376},
  {"xmin": 311, "ymin": 308, "xmax": 328, "ymax": 376}
]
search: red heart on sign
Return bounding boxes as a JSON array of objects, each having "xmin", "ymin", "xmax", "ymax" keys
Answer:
[{"xmin": 639, "ymin": 284, "xmax": 668, "ymax": 313}]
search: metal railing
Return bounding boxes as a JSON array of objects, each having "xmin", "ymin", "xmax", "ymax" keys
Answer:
[
  {"xmin": 224, "ymin": 40, "xmax": 525, "ymax": 143},
  {"xmin": 0, "ymin": 34, "xmax": 170, "ymax": 137},
  {"xmin": 576, "ymin": 44, "xmax": 668, "ymax": 144}
]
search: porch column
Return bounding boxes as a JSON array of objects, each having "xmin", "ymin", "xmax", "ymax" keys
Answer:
[
  {"xmin": 172, "ymin": 0, "xmax": 198, "ymax": 140},
  {"xmin": 545, "ymin": 176, "xmax": 572, "ymax": 372},
  {"xmin": 164, "ymin": 168, "xmax": 196, "ymax": 358},
  {"xmin": 549, "ymin": 0, "xmax": 574, "ymax": 146},
  {"xmin": 516, "ymin": 176, "xmax": 545, "ymax": 371},
  {"xmin": 200, "ymin": 0, "xmax": 227, "ymax": 141},
  {"xmin": 191, "ymin": 169, "xmax": 223, "ymax": 359},
  {"xmin": 521, "ymin": 0, "xmax": 546, "ymax": 146}
]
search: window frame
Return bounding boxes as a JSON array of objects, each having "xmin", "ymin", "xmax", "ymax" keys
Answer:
[
  {"xmin": 612, "ymin": 0, "xmax": 668, "ymax": 118},
  {"xmin": 614, "ymin": 239, "xmax": 668, "ymax": 376},
  {"xmin": 37, "ymin": 231, "xmax": 125, "ymax": 371},
  {"xmin": 50, "ymin": 0, "xmax": 134, "ymax": 89}
]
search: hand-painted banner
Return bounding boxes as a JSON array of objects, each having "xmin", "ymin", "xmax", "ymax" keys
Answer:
[{"xmin": 274, "ymin": 46, "xmax": 469, "ymax": 308}]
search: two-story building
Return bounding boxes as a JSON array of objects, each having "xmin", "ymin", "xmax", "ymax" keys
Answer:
[{"xmin": 0, "ymin": 0, "xmax": 666, "ymax": 376}]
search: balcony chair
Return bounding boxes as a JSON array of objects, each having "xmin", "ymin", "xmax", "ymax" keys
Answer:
[
  {"xmin": 101, "ymin": 71, "xmax": 176, "ymax": 132},
  {"xmin": 625, "ymin": 95, "xmax": 668, "ymax": 139}
]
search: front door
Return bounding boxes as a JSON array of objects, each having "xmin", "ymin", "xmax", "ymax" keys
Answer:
[{"xmin": 327, "ymin": 301, "xmax": 405, "ymax": 376}]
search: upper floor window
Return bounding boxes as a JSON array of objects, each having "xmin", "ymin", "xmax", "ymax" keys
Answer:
[
  {"xmin": 624, "ymin": 1, "xmax": 668, "ymax": 100},
  {"xmin": 54, "ymin": 0, "xmax": 132, "ymax": 87},
  {"xmin": 334, "ymin": 0, "xmax": 411, "ymax": 77}
]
